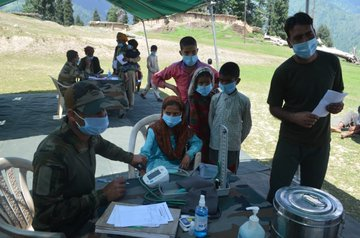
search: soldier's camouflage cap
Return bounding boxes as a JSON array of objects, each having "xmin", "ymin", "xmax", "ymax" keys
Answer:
[{"xmin": 65, "ymin": 81, "xmax": 111, "ymax": 115}]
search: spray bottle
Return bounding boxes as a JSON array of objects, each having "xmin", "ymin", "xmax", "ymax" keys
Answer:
[
  {"xmin": 194, "ymin": 193, "xmax": 208, "ymax": 237},
  {"xmin": 238, "ymin": 206, "xmax": 265, "ymax": 238}
]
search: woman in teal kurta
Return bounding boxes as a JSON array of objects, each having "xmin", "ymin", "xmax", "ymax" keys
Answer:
[{"xmin": 140, "ymin": 96, "xmax": 202, "ymax": 173}]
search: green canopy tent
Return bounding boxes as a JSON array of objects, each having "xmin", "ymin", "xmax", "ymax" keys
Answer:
[{"xmin": 0, "ymin": 0, "xmax": 221, "ymax": 68}]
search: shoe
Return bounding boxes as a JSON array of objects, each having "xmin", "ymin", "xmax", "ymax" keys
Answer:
[
  {"xmin": 157, "ymin": 98, "xmax": 163, "ymax": 102},
  {"xmin": 140, "ymin": 93, "xmax": 146, "ymax": 99}
]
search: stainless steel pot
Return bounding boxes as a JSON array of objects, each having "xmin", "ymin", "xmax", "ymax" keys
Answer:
[{"xmin": 271, "ymin": 186, "xmax": 344, "ymax": 238}]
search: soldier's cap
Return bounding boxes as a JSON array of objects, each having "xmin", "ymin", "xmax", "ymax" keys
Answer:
[{"xmin": 64, "ymin": 81, "xmax": 111, "ymax": 115}]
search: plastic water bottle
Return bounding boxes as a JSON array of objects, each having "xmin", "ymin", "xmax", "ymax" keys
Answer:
[
  {"xmin": 194, "ymin": 194, "xmax": 208, "ymax": 237},
  {"xmin": 107, "ymin": 69, "xmax": 112, "ymax": 79}
]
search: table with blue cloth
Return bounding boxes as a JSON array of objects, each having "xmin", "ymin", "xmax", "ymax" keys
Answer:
[
  {"xmin": 87, "ymin": 76, "xmax": 129, "ymax": 116},
  {"xmin": 94, "ymin": 173, "xmax": 273, "ymax": 237}
]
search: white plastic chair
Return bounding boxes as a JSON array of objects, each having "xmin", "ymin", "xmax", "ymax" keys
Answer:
[
  {"xmin": 49, "ymin": 76, "xmax": 71, "ymax": 120},
  {"xmin": 127, "ymin": 114, "xmax": 201, "ymax": 178},
  {"xmin": 128, "ymin": 114, "xmax": 161, "ymax": 178},
  {"xmin": 0, "ymin": 157, "xmax": 65, "ymax": 237}
]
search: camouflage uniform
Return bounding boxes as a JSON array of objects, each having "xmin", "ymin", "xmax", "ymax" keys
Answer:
[
  {"xmin": 32, "ymin": 119, "xmax": 133, "ymax": 236},
  {"xmin": 58, "ymin": 62, "xmax": 87, "ymax": 94}
]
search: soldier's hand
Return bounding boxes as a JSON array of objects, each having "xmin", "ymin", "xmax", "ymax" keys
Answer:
[
  {"xmin": 102, "ymin": 177, "xmax": 126, "ymax": 201},
  {"xmin": 131, "ymin": 154, "xmax": 147, "ymax": 175},
  {"xmin": 292, "ymin": 111, "xmax": 319, "ymax": 128}
]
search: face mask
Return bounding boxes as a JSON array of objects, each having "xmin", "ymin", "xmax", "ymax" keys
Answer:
[
  {"xmin": 196, "ymin": 84, "xmax": 213, "ymax": 96},
  {"xmin": 128, "ymin": 45, "xmax": 133, "ymax": 50},
  {"xmin": 87, "ymin": 56, "xmax": 93, "ymax": 60},
  {"xmin": 182, "ymin": 55, "xmax": 198, "ymax": 66},
  {"xmin": 292, "ymin": 37, "xmax": 317, "ymax": 59},
  {"xmin": 75, "ymin": 111, "xmax": 109, "ymax": 135},
  {"xmin": 118, "ymin": 42, "xmax": 124, "ymax": 47},
  {"xmin": 219, "ymin": 82, "xmax": 236, "ymax": 94},
  {"xmin": 162, "ymin": 114, "xmax": 182, "ymax": 128},
  {"xmin": 151, "ymin": 51, "xmax": 156, "ymax": 56}
]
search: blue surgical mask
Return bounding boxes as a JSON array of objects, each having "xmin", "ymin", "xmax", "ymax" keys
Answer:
[
  {"xmin": 118, "ymin": 42, "xmax": 124, "ymax": 47},
  {"xmin": 292, "ymin": 37, "xmax": 317, "ymax": 59},
  {"xmin": 196, "ymin": 84, "xmax": 213, "ymax": 96},
  {"xmin": 182, "ymin": 55, "xmax": 198, "ymax": 66},
  {"xmin": 219, "ymin": 82, "xmax": 236, "ymax": 94},
  {"xmin": 75, "ymin": 111, "xmax": 109, "ymax": 135},
  {"xmin": 162, "ymin": 114, "xmax": 182, "ymax": 128},
  {"xmin": 128, "ymin": 45, "xmax": 133, "ymax": 50},
  {"xmin": 151, "ymin": 51, "xmax": 156, "ymax": 56}
]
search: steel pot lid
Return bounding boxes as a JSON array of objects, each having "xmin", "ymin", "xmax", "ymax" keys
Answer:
[{"xmin": 274, "ymin": 186, "xmax": 343, "ymax": 226}]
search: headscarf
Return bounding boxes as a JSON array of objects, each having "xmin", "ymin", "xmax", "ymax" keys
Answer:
[
  {"xmin": 149, "ymin": 96, "xmax": 194, "ymax": 160},
  {"xmin": 188, "ymin": 67, "xmax": 215, "ymax": 97}
]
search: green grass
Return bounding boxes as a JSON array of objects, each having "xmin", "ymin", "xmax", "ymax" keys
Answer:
[
  {"xmin": 141, "ymin": 24, "xmax": 293, "ymax": 58},
  {"xmin": 1, "ymin": 13, "xmax": 360, "ymax": 221}
]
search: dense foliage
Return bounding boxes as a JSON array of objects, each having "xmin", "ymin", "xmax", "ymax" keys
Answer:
[
  {"xmin": 92, "ymin": 9, "xmax": 100, "ymax": 21},
  {"xmin": 317, "ymin": 24, "xmax": 333, "ymax": 47}
]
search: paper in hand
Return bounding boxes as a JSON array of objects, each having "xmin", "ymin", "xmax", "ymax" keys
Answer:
[
  {"xmin": 116, "ymin": 54, "xmax": 127, "ymax": 65},
  {"xmin": 312, "ymin": 90, "xmax": 347, "ymax": 117}
]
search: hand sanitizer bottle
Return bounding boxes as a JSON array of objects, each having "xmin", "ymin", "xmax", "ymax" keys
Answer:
[
  {"xmin": 238, "ymin": 206, "xmax": 265, "ymax": 238},
  {"xmin": 194, "ymin": 194, "xmax": 208, "ymax": 237}
]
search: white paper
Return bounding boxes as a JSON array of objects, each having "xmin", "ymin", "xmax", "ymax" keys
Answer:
[
  {"xmin": 312, "ymin": 90, "xmax": 347, "ymax": 117},
  {"xmin": 107, "ymin": 202, "xmax": 173, "ymax": 227},
  {"xmin": 116, "ymin": 54, "xmax": 127, "ymax": 65}
]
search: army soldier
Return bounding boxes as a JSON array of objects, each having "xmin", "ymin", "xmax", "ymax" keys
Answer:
[{"xmin": 32, "ymin": 81, "xmax": 146, "ymax": 236}]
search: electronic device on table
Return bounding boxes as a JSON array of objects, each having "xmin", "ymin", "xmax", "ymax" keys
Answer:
[{"xmin": 142, "ymin": 165, "xmax": 169, "ymax": 188}]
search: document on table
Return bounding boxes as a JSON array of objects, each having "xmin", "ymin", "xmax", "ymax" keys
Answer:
[
  {"xmin": 312, "ymin": 90, "xmax": 347, "ymax": 117},
  {"xmin": 107, "ymin": 202, "xmax": 173, "ymax": 227}
]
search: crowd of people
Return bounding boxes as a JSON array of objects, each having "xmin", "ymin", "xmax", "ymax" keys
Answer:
[{"xmin": 35, "ymin": 11, "xmax": 349, "ymax": 236}]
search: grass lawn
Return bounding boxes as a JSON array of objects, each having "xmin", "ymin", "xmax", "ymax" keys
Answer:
[{"xmin": 1, "ymin": 16, "xmax": 359, "ymax": 221}]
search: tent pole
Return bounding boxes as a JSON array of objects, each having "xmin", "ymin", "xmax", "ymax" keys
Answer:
[
  {"xmin": 141, "ymin": 20, "xmax": 150, "ymax": 55},
  {"xmin": 209, "ymin": 1, "xmax": 219, "ymax": 70}
]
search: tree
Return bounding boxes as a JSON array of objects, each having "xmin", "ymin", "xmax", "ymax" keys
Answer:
[
  {"xmin": 267, "ymin": 0, "xmax": 288, "ymax": 39},
  {"xmin": 317, "ymin": 25, "xmax": 333, "ymax": 47},
  {"xmin": 93, "ymin": 10, "xmax": 101, "ymax": 21},
  {"xmin": 63, "ymin": 0, "xmax": 74, "ymax": 26},
  {"xmin": 55, "ymin": 0, "xmax": 64, "ymax": 25},
  {"xmin": 22, "ymin": 0, "xmax": 55, "ymax": 20},
  {"xmin": 107, "ymin": 5, "xmax": 119, "ymax": 22},
  {"xmin": 75, "ymin": 15, "xmax": 84, "ymax": 26},
  {"xmin": 252, "ymin": 0, "xmax": 267, "ymax": 29}
]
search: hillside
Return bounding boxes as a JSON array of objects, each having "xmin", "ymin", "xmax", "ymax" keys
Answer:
[
  {"xmin": 1, "ymin": 0, "xmax": 359, "ymax": 55},
  {"xmin": 0, "ymin": 11, "xmax": 284, "ymax": 93}
]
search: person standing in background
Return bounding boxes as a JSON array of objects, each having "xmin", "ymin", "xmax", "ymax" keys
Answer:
[
  {"xmin": 152, "ymin": 36, "xmax": 218, "ymax": 120},
  {"xmin": 141, "ymin": 45, "xmax": 162, "ymax": 101}
]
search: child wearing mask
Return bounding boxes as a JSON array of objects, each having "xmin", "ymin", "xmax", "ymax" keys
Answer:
[
  {"xmin": 209, "ymin": 62, "xmax": 252, "ymax": 173},
  {"xmin": 140, "ymin": 96, "xmax": 202, "ymax": 173},
  {"xmin": 140, "ymin": 45, "xmax": 162, "ymax": 101},
  {"xmin": 152, "ymin": 36, "xmax": 218, "ymax": 118},
  {"xmin": 188, "ymin": 67, "xmax": 219, "ymax": 163}
]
